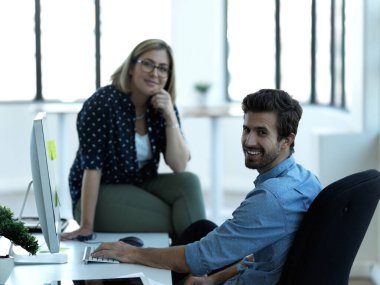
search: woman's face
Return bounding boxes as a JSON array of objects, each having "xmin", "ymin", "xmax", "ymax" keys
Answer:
[{"xmin": 129, "ymin": 49, "xmax": 170, "ymax": 97}]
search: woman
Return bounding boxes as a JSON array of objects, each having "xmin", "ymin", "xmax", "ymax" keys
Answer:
[{"xmin": 61, "ymin": 39, "xmax": 206, "ymax": 241}]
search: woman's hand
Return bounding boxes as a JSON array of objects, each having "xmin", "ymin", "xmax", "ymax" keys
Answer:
[
  {"xmin": 60, "ymin": 226, "xmax": 93, "ymax": 241},
  {"xmin": 150, "ymin": 89, "xmax": 175, "ymax": 120}
]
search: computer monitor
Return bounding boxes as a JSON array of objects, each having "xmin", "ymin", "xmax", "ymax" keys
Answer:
[
  {"xmin": 30, "ymin": 112, "xmax": 61, "ymax": 253},
  {"xmin": 12, "ymin": 112, "xmax": 67, "ymax": 264}
]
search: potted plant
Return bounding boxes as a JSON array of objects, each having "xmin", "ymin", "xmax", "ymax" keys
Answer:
[
  {"xmin": 194, "ymin": 81, "xmax": 211, "ymax": 106},
  {"xmin": 0, "ymin": 205, "xmax": 39, "ymax": 284}
]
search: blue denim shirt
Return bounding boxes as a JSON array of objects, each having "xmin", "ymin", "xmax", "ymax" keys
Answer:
[{"xmin": 185, "ymin": 156, "xmax": 322, "ymax": 284}]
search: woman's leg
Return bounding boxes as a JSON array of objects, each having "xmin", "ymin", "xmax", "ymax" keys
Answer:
[
  {"xmin": 141, "ymin": 172, "xmax": 206, "ymax": 239},
  {"xmin": 74, "ymin": 184, "xmax": 172, "ymax": 233}
]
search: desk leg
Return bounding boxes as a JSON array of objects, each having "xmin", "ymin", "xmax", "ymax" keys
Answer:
[{"xmin": 210, "ymin": 118, "xmax": 224, "ymax": 224}]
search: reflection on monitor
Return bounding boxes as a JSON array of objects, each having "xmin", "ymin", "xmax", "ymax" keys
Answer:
[{"xmin": 12, "ymin": 112, "xmax": 67, "ymax": 264}]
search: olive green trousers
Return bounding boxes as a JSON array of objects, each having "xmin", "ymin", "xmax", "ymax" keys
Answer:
[{"xmin": 74, "ymin": 172, "xmax": 206, "ymax": 239}]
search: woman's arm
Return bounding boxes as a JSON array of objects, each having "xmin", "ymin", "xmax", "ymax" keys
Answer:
[
  {"xmin": 61, "ymin": 169, "xmax": 101, "ymax": 240},
  {"xmin": 151, "ymin": 91, "xmax": 190, "ymax": 172},
  {"xmin": 80, "ymin": 169, "xmax": 102, "ymax": 231},
  {"xmin": 163, "ymin": 111, "xmax": 190, "ymax": 172}
]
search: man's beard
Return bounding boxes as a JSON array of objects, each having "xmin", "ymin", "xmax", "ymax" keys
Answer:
[{"xmin": 244, "ymin": 145, "xmax": 281, "ymax": 170}]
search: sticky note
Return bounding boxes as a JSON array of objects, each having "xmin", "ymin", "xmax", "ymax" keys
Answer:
[
  {"xmin": 54, "ymin": 188, "xmax": 61, "ymax": 207},
  {"xmin": 47, "ymin": 140, "xmax": 57, "ymax": 161}
]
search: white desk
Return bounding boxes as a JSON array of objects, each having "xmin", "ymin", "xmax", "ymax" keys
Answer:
[{"xmin": 5, "ymin": 232, "xmax": 172, "ymax": 285}]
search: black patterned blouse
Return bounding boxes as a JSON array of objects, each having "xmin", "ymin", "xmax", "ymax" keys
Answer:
[{"xmin": 68, "ymin": 85, "xmax": 182, "ymax": 206}]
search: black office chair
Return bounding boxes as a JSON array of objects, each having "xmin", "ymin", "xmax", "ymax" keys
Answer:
[{"xmin": 278, "ymin": 169, "xmax": 380, "ymax": 285}]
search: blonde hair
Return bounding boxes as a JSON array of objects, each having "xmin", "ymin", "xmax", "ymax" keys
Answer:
[{"xmin": 111, "ymin": 39, "xmax": 177, "ymax": 102}]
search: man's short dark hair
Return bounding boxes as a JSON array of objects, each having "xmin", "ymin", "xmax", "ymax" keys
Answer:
[{"xmin": 242, "ymin": 89, "xmax": 303, "ymax": 153}]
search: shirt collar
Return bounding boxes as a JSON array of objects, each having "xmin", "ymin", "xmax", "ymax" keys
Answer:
[
  {"xmin": 254, "ymin": 155, "xmax": 295, "ymax": 186},
  {"xmin": 122, "ymin": 90, "xmax": 155, "ymax": 114}
]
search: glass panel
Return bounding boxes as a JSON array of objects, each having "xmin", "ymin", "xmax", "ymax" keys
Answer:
[
  {"xmin": 281, "ymin": 0, "xmax": 312, "ymax": 103},
  {"xmin": 227, "ymin": 0, "xmax": 276, "ymax": 101},
  {"xmin": 40, "ymin": 0, "xmax": 95, "ymax": 102},
  {"xmin": 315, "ymin": 0, "xmax": 332, "ymax": 105},
  {"xmin": 344, "ymin": 0, "xmax": 360, "ymax": 111},
  {"xmin": 333, "ymin": 0, "xmax": 344, "ymax": 107},
  {"xmin": 101, "ymin": 0, "xmax": 171, "ymax": 86},
  {"xmin": 0, "ymin": 1, "xmax": 35, "ymax": 101}
]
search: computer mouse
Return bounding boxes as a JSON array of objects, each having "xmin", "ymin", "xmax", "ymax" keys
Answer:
[
  {"xmin": 77, "ymin": 234, "xmax": 94, "ymax": 241},
  {"xmin": 119, "ymin": 236, "xmax": 144, "ymax": 247}
]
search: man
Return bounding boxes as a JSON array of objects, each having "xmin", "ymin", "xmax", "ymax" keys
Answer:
[{"xmin": 92, "ymin": 89, "xmax": 322, "ymax": 285}]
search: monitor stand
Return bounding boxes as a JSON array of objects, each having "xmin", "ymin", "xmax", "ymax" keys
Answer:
[{"xmin": 10, "ymin": 245, "xmax": 67, "ymax": 264}]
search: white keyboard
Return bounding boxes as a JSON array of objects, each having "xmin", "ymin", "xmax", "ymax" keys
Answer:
[{"xmin": 82, "ymin": 246, "xmax": 119, "ymax": 264}]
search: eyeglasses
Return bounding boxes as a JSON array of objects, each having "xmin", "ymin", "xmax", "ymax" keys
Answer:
[{"xmin": 136, "ymin": 59, "xmax": 170, "ymax": 78}]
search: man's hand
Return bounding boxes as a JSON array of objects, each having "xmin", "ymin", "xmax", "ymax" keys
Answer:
[
  {"xmin": 184, "ymin": 275, "xmax": 215, "ymax": 285},
  {"xmin": 185, "ymin": 259, "xmax": 243, "ymax": 285},
  {"xmin": 92, "ymin": 241, "xmax": 137, "ymax": 263}
]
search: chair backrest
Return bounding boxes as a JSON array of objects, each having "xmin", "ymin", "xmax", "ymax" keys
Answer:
[{"xmin": 278, "ymin": 169, "xmax": 380, "ymax": 285}]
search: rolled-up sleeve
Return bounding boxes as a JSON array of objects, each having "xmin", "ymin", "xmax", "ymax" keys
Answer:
[{"xmin": 185, "ymin": 189, "xmax": 287, "ymax": 276}]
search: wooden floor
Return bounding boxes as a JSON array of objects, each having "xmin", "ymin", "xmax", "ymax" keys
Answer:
[{"xmin": 350, "ymin": 278, "xmax": 374, "ymax": 285}]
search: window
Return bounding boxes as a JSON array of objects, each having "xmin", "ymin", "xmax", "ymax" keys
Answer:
[
  {"xmin": 0, "ymin": 1, "xmax": 35, "ymax": 101},
  {"xmin": 227, "ymin": 1, "xmax": 276, "ymax": 101},
  {"xmin": 100, "ymin": 0, "xmax": 171, "ymax": 87},
  {"xmin": 0, "ymin": 0, "xmax": 171, "ymax": 102},
  {"xmin": 227, "ymin": 0, "xmax": 348, "ymax": 108},
  {"xmin": 40, "ymin": 0, "xmax": 95, "ymax": 102},
  {"xmin": 280, "ymin": 0, "xmax": 312, "ymax": 103}
]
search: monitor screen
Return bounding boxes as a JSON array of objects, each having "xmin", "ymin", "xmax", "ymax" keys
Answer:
[{"xmin": 30, "ymin": 112, "xmax": 61, "ymax": 253}]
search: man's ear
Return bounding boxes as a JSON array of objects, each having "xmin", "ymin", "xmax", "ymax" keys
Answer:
[{"xmin": 282, "ymin": 133, "xmax": 295, "ymax": 148}]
